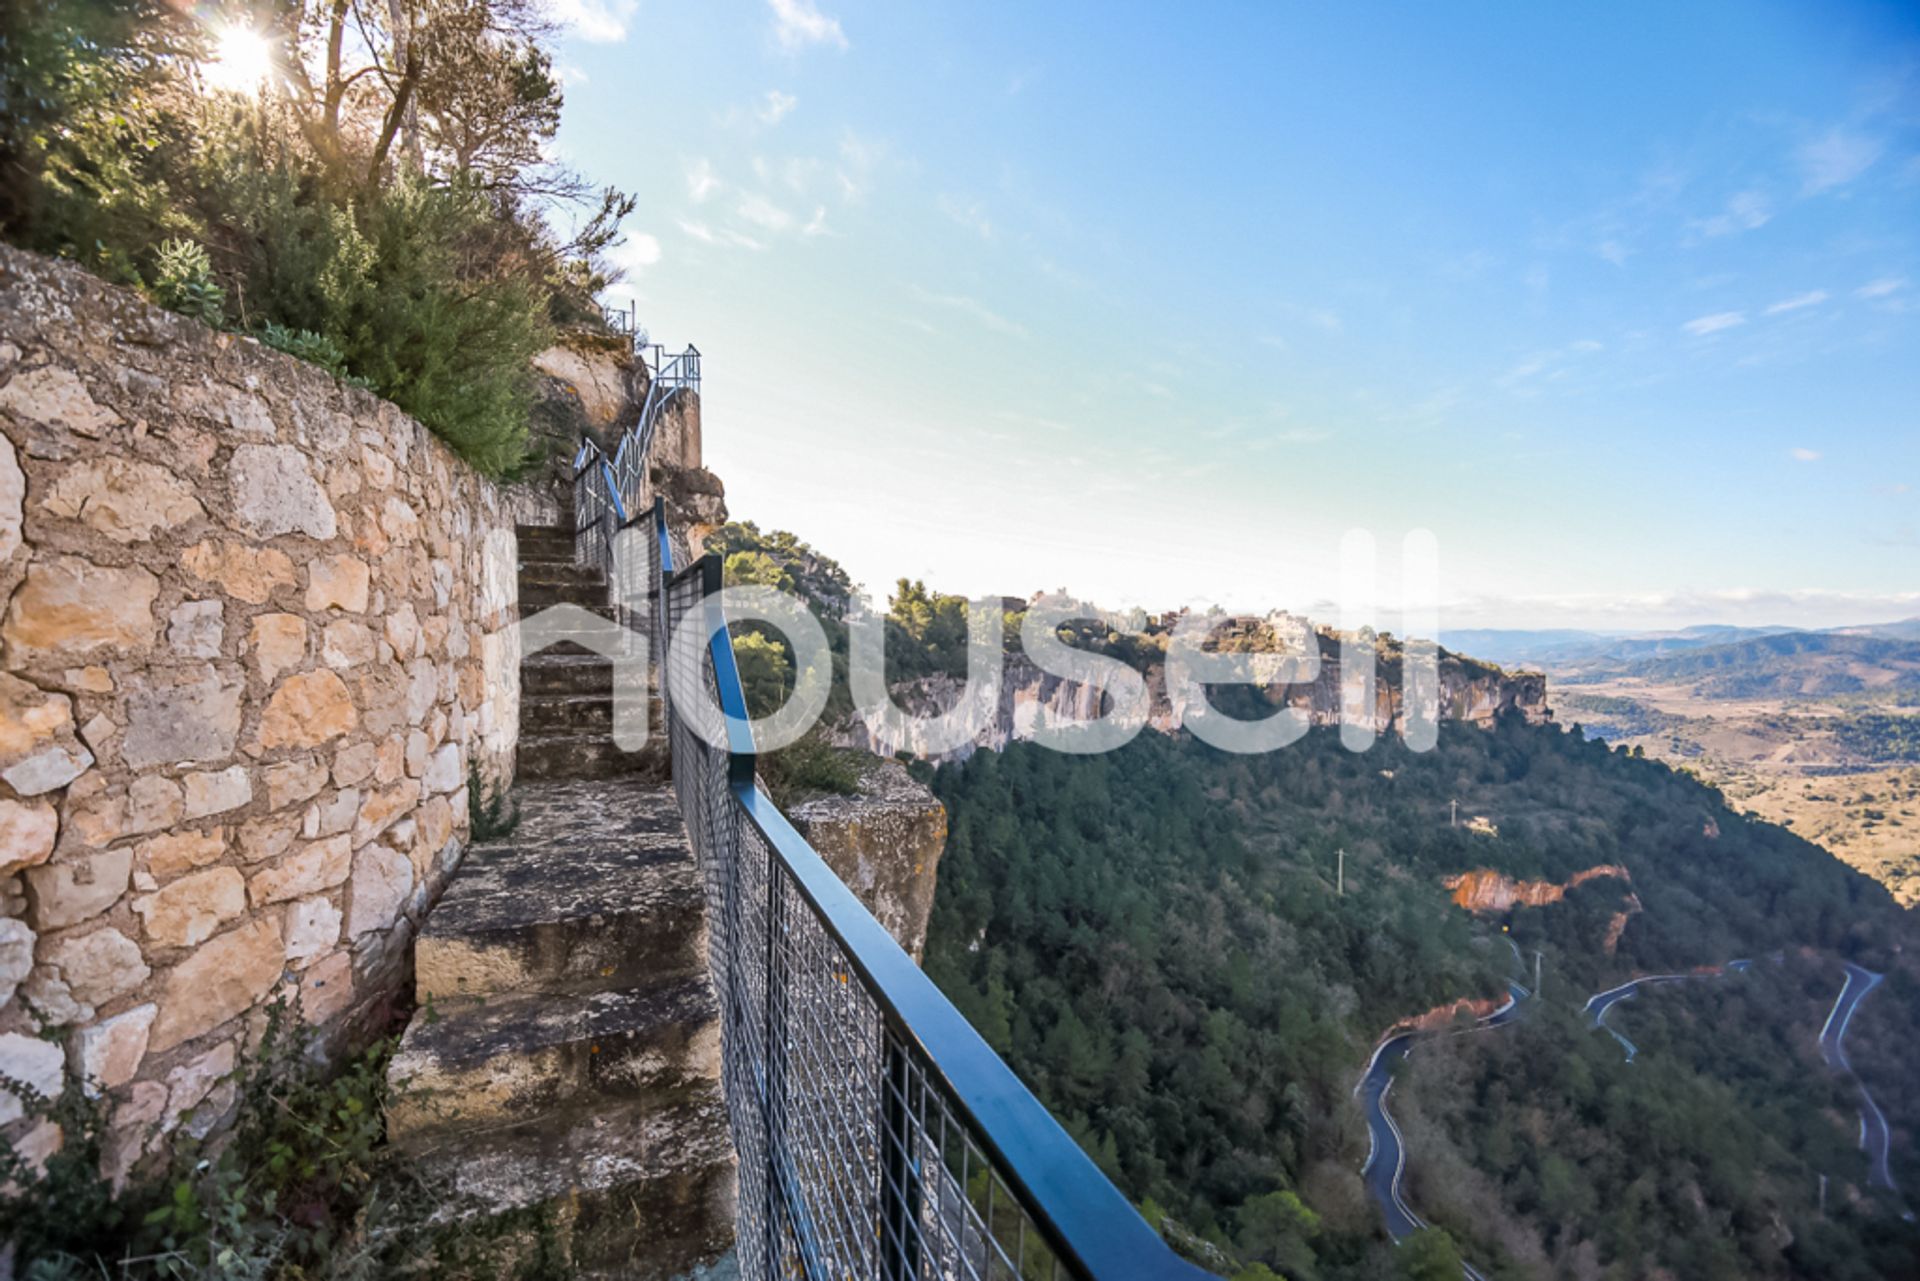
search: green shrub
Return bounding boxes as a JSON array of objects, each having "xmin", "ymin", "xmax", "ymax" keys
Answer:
[
  {"xmin": 150, "ymin": 237, "xmax": 224, "ymax": 325},
  {"xmin": 468, "ymin": 760, "xmax": 521, "ymax": 841},
  {"xmin": 759, "ymin": 730, "xmax": 865, "ymax": 809},
  {"xmin": 253, "ymin": 321, "xmax": 372, "ymax": 389}
]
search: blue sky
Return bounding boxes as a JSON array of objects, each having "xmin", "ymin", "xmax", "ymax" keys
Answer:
[{"xmin": 551, "ymin": 1, "xmax": 1920, "ymax": 631}]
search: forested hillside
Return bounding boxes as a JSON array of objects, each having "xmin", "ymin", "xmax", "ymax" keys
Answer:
[{"xmin": 923, "ymin": 718, "xmax": 1918, "ymax": 1279}]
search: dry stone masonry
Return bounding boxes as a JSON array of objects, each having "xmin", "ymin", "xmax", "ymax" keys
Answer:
[{"xmin": 0, "ymin": 246, "xmax": 519, "ymax": 1182}]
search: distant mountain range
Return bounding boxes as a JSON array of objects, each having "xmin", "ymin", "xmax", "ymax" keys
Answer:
[{"xmin": 1444, "ymin": 619, "xmax": 1920, "ymax": 699}]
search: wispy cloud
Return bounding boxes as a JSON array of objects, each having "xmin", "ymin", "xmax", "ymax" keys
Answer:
[
  {"xmin": 1683, "ymin": 311, "xmax": 1745, "ymax": 336},
  {"xmin": 548, "ymin": 0, "xmax": 637, "ymax": 42},
  {"xmin": 676, "ymin": 220, "xmax": 767, "ymax": 251},
  {"xmin": 768, "ymin": 0, "xmax": 847, "ymax": 51},
  {"xmin": 686, "ymin": 158, "xmax": 721, "ymax": 203},
  {"xmin": 736, "ymin": 194, "xmax": 795, "ymax": 233},
  {"xmin": 1790, "ymin": 447, "xmax": 1822, "ymax": 462},
  {"xmin": 1763, "ymin": 290, "xmax": 1828, "ymax": 315},
  {"xmin": 757, "ymin": 90, "xmax": 799, "ymax": 125},
  {"xmin": 937, "ymin": 195, "xmax": 994, "ymax": 240},
  {"xmin": 1797, "ymin": 128, "xmax": 1882, "ymax": 195},
  {"xmin": 1692, "ymin": 189, "xmax": 1771, "ymax": 237},
  {"xmin": 913, "ymin": 287, "xmax": 1027, "ymax": 337},
  {"xmin": 836, "ymin": 132, "xmax": 885, "ymax": 201},
  {"xmin": 1856, "ymin": 276, "xmax": 1907, "ymax": 299},
  {"xmin": 1597, "ymin": 239, "xmax": 1630, "ymax": 266}
]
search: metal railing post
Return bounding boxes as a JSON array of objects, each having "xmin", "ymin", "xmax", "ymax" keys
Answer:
[{"xmin": 882, "ymin": 1040, "xmax": 924, "ymax": 1281}]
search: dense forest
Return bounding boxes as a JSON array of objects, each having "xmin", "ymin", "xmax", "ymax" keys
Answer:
[{"xmin": 923, "ymin": 718, "xmax": 1919, "ymax": 1278}]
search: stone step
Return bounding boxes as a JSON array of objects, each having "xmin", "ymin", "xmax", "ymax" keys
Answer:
[
  {"xmin": 397, "ymin": 1095, "xmax": 735, "ymax": 1279},
  {"xmin": 519, "ymin": 562, "xmax": 604, "ymax": 589},
  {"xmin": 521, "ymin": 692, "xmax": 667, "ymax": 736},
  {"xmin": 388, "ymin": 975, "xmax": 718, "ymax": 1147},
  {"xmin": 516, "ymin": 731, "xmax": 669, "ymax": 782},
  {"xmin": 523, "ymin": 578, "xmax": 611, "ymax": 610},
  {"xmin": 522, "ymin": 653, "xmax": 624, "ymax": 697},
  {"xmin": 414, "ymin": 780, "xmax": 701, "ymax": 1003}
]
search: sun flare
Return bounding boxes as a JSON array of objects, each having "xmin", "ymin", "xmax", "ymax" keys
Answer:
[{"xmin": 202, "ymin": 25, "xmax": 273, "ymax": 94}]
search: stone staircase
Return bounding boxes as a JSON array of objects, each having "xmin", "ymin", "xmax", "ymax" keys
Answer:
[{"xmin": 386, "ymin": 515, "xmax": 734, "ymax": 1277}]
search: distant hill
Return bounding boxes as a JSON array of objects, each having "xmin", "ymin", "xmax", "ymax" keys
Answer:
[
  {"xmin": 1626, "ymin": 631, "xmax": 1920, "ymax": 698},
  {"xmin": 1446, "ymin": 619, "xmax": 1920, "ymax": 685}
]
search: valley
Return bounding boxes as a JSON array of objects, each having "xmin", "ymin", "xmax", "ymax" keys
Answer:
[{"xmin": 1469, "ymin": 624, "xmax": 1920, "ymax": 906}]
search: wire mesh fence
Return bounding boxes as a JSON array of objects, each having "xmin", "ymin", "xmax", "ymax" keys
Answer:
[{"xmin": 653, "ymin": 540, "xmax": 1201, "ymax": 1281}]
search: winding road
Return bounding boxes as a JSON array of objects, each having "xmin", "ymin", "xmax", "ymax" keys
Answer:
[
  {"xmin": 1818, "ymin": 962, "xmax": 1904, "ymax": 1206},
  {"xmin": 1583, "ymin": 960, "xmax": 1751, "ymax": 1063},
  {"xmin": 1357, "ymin": 954, "xmax": 1912, "ymax": 1261},
  {"xmin": 1356, "ymin": 981, "xmax": 1524, "ymax": 1275}
]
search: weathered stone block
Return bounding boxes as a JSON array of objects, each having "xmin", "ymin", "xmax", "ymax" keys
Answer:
[
  {"xmin": 0, "ymin": 1031, "xmax": 65, "ymax": 1123},
  {"xmin": 347, "ymin": 843, "xmax": 412, "ymax": 938},
  {"xmin": 183, "ymin": 541, "xmax": 296, "ymax": 605},
  {"xmin": 42, "ymin": 456, "xmax": 203, "ymax": 544},
  {"xmin": 248, "ymin": 613, "xmax": 307, "ymax": 682},
  {"xmin": 0, "ymin": 916, "xmax": 34, "ymax": 1006},
  {"xmin": 228, "ymin": 444, "xmax": 336, "ymax": 540},
  {"xmin": 306, "ymin": 554, "xmax": 371, "ymax": 613},
  {"xmin": 25, "ymin": 848, "xmax": 132, "ymax": 930},
  {"xmin": 0, "ymin": 796, "xmax": 59, "ymax": 878},
  {"xmin": 284, "ymin": 895, "xmax": 342, "ymax": 964},
  {"xmin": 121, "ymin": 665, "xmax": 242, "ymax": 769},
  {"xmin": 167, "ymin": 600, "xmax": 224, "ymax": 659},
  {"xmin": 149, "ymin": 918, "xmax": 284, "ymax": 1053},
  {"xmin": 2, "ymin": 556, "xmax": 158, "ymax": 661},
  {"xmin": 257, "ymin": 669, "xmax": 358, "ymax": 749},
  {"xmin": 248, "ymin": 835, "xmax": 351, "ymax": 906},
  {"xmin": 69, "ymin": 1003, "xmax": 156, "ymax": 1094},
  {"xmin": 41, "ymin": 925, "xmax": 148, "ymax": 1005},
  {"xmin": 182, "ymin": 766, "xmax": 250, "ymax": 819},
  {"xmin": 134, "ymin": 866, "xmax": 247, "ymax": 948},
  {"xmin": 136, "ymin": 828, "xmax": 226, "ymax": 880}
]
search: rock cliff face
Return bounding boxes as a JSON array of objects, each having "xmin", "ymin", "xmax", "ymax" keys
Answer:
[
  {"xmin": 836, "ymin": 639, "xmax": 1551, "ymax": 764},
  {"xmin": 1443, "ymin": 864, "xmax": 1631, "ymax": 913},
  {"xmin": 786, "ymin": 761, "xmax": 947, "ymax": 962}
]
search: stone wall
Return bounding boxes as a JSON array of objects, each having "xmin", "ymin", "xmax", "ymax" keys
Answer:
[{"xmin": 0, "ymin": 246, "xmax": 520, "ymax": 1182}]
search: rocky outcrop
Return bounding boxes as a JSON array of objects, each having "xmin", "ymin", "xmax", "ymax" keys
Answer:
[
  {"xmin": 836, "ymin": 637, "xmax": 1551, "ymax": 764},
  {"xmin": 1391, "ymin": 993, "xmax": 1505, "ymax": 1034},
  {"xmin": 787, "ymin": 761, "xmax": 947, "ymax": 961},
  {"xmin": 1443, "ymin": 864, "xmax": 1632, "ymax": 913},
  {"xmin": 508, "ymin": 334, "xmax": 646, "ymax": 525},
  {"xmin": 0, "ymin": 245, "xmax": 518, "ymax": 1183}
]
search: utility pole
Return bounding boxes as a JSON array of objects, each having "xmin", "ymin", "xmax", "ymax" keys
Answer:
[
  {"xmin": 1535, "ymin": 950, "xmax": 1543, "ymax": 995},
  {"xmin": 1450, "ymin": 799, "xmax": 1459, "ymax": 829},
  {"xmin": 1819, "ymin": 1173, "xmax": 1828, "ymax": 1217},
  {"xmin": 1337, "ymin": 848, "xmax": 1345, "ymax": 897}
]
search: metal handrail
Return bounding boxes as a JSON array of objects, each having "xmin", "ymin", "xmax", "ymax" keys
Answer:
[
  {"xmin": 657, "ymin": 512, "xmax": 1214, "ymax": 1281},
  {"xmin": 572, "ymin": 343, "xmax": 701, "ymax": 569}
]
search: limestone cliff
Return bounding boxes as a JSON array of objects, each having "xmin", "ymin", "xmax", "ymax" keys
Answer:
[
  {"xmin": 786, "ymin": 761, "xmax": 947, "ymax": 962},
  {"xmin": 1443, "ymin": 864, "xmax": 1632, "ymax": 913},
  {"xmin": 836, "ymin": 631, "xmax": 1551, "ymax": 764}
]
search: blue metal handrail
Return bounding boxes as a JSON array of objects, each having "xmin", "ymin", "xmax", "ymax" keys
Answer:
[
  {"xmin": 573, "ymin": 343, "xmax": 700, "ymax": 567},
  {"xmin": 658, "ymin": 506, "xmax": 1214, "ymax": 1281}
]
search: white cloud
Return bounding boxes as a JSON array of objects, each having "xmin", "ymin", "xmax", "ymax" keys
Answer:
[
  {"xmin": 1797, "ymin": 129, "xmax": 1882, "ymax": 194},
  {"xmin": 1856, "ymin": 276, "xmax": 1907, "ymax": 299},
  {"xmin": 606, "ymin": 232, "xmax": 661, "ymax": 278},
  {"xmin": 686, "ymin": 158, "xmax": 721, "ymax": 204},
  {"xmin": 1683, "ymin": 311, "xmax": 1745, "ymax": 336},
  {"xmin": 836, "ymin": 132, "xmax": 884, "ymax": 201},
  {"xmin": 802, "ymin": 206, "xmax": 830, "ymax": 237},
  {"xmin": 1763, "ymin": 290, "xmax": 1828, "ymax": 315},
  {"xmin": 1790, "ymin": 447, "xmax": 1822, "ymax": 462},
  {"xmin": 768, "ymin": 0, "xmax": 847, "ymax": 51},
  {"xmin": 1693, "ymin": 189, "xmax": 1771, "ymax": 237},
  {"xmin": 555, "ymin": 63, "xmax": 589, "ymax": 86},
  {"xmin": 758, "ymin": 90, "xmax": 799, "ymax": 125},
  {"xmin": 546, "ymin": 0, "xmax": 637, "ymax": 43},
  {"xmin": 938, "ymin": 195, "xmax": 993, "ymax": 239},
  {"xmin": 676, "ymin": 219, "xmax": 766, "ymax": 251},
  {"xmin": 736, "ymin": 194, "xmax": 795, "ymax": 233},
  {"xmin": 914, "ymin": 288, "xmax": 1027, "ymax": 337}
]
